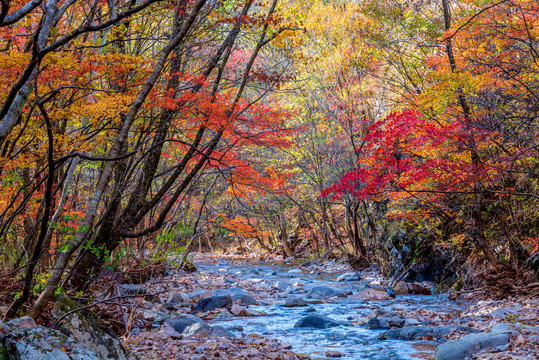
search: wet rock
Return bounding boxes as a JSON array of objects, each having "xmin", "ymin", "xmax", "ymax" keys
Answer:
[
  {"xmin": 195, "ymin": 295, "xmax": 232, "ymax": 313},
  {"xmin": 363, "ymin": 317, "xmax": 390, "ymax": 330},
  {"xmin": 227, "ymin": 325, "xmax": 244, "ymax": 332},
  {"xmin": 214, "ymin": 288, "xmax": 258, "ymax": 305},
  {"xmin": 274, "ymin": 280, "xmax": 290, "ymax": 291},
  {"xmin": 434, "ymin": 324, "xmax": 518, "ymax": 360},
  {"xmin": 282, "ymin": 296, "xmax": 308, "ymax": 307},
  {"xmin": 403, "ymin": 318, "xmax": 421, "ymax": 327},
  {"xmin": 294, "ymin": 314, "xmax": 351, "ymax": 329},
  {"xmin": 0, "ymin": 326, "xmax": 101, "ymax": 360},
  {"xmin": 326, "ymin": 350, "xmax": 344, "ymax": 358},
  {"xmin": 230, "ymin": 303, "xmax": 248, "ymax": 316},
  {"xmin": 245, "ymin": 309, "xmax": 267, "ymax": 316},
  {"xmin": 307, "ymin": 286, "xmax": 345, "ymax": 299},
  {"xmin": 366, "ymin": 309, "xmax": 406, "ymax": 328},
  {"xmin": 393, "ymin": 281, "xmax": 431, "ymax": 295},
  {"xmin": 52, "ymin": 292, "xmax": 138, "ymax": 360},
  {"xmin": 378, "ymin": 325, "xmax": 479, "ymax": 340},
  {"xmin": 165, "ymin": 314, "xmax": 205, "ymax": 333},
  {"xmin": 336, "ymin": 272, "xmax": 362, "ymax": 282},
  {"xmin": 119, "ymin": 284, "xmax": 156, "ymax": 301},
  {"xmin": 350, "ymin": 288, "xmax": 391, "ymax": 301}
]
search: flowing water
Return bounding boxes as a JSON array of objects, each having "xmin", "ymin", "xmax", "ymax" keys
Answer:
[{"xmin": 197, "ymin": 260, "xmax": 468, "ymax": 360}]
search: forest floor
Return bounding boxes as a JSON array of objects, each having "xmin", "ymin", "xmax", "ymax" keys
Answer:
[{"xmin": 116, "ymin": 252, "xmax": 539, "ymax": 360}]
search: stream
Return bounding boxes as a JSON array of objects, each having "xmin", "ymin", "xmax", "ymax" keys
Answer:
[{"xmin": 195, "ymin": 259, "xmax": 469, "ymax": 360}]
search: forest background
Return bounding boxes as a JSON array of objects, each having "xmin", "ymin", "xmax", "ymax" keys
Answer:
[{"xmin": 1, "ymin": 0, "xmax": 539, "ymax": 321}]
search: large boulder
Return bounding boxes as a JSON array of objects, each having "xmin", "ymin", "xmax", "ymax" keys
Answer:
[
  {"xmin": 435, "ymin": 323, "xmax": 518, "ymax": 360},
  {"xmin": 194, "ymin": 295, "xmax": 233, "ymax": 313},
  {"xmin": 378, "ymin": 325, "xmax": 479, "ymax": 340},
  {"xmin": 294, "ymin": 314, "xmax": 351, "ymax": 329},
  {"xmin": 52, "ymin": 293, "xmax": 138, "ymax": 360},
  {"xmin": 0, "ymin": 326, "xmax": 101, "ymax": 360},
  {"xmin": 213, "ymin": 288, "xmax": 258, "ymax": 305}
]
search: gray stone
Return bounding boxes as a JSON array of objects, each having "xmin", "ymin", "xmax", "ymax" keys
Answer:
[
  {"xmin": 294, "ymin": 314, "xmax": 351, "ymax": 329},
  {"xmin": 378, "ymin": 325, "xmax": 479, "ymax": 340},
  {"xmin": 0, "ymin": 316, "xmax": 36, "ymax": 334},
  {"xmin": 364, "ymin": 317, "xmax": 390, "ymax": 330},
  {"xmin": 0, "ymin": 326, "xmax": 101, "ymax": 360},
  {"xmin": 336, "ymin": 272, "xmax": 362, "ymax": 282},
  {"xmin": 307, "ymin": 286, "xmax": 345, "ymax": 299},
  {"xmin": 183, "ymin": 322, "xmax": 235, "ymax": 338},
  {"xmin": 435, "ymin": 331, "xmax": 514, "ymax": 360},
  {"xmin": 52, "ymin": 293, "xmax": 138, "ymax": 360},
  {"xmin": 165, "ymin": 314, "xmax": 205, "ymax": 333},
  {"xmin": 282, "ymin": 296, "xmax": 308, "ymax": 307},
  {"xmin": 213, "ymin": 288, "xmax": 258, "ymax": 305},
  {"xmin": 186, "ymin": 289, "xmax": 213, "ymax": 302},
  {"xmin": 194, "ymin": 295, "xmax": 232, "ymax": 312},
  {"xmin": 165, "ymin": 314, "xmax": 235, "ymax": 338},
  {"xmin": 274, "ymin": 280, "xmax": 290, "ymax": 291}
]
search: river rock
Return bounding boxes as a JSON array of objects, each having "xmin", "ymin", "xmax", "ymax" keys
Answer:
[
  {"xmin": 183, "ymin": 322, "xmax": 235, "ymax": 338},
  {"xmin": 0, "ymin": 326, "xmax": 101, "ymax": 360},
  {"xmin": 294, "ymin": 314, "xmax": 351, "ymax": 329},
  {"xmin": 52, "ymin": 292, "xmax": 137, "ymax": 360},
  {"xmin": 393, "ymin": 281, "xmax": 431, "ymax": 295},
  {"xmin": 165, "ymin": 314, "xmax": 235, "ymax": 337},
  {"xmin": 350, "ymin": 288, "xmax": 391, "ymax": 301},
  {"xmin": 326, "ymin": 350, "xmax": 344, "ymax": 357},
  {"xmin": 366, "ymin": 309, "xmax": 407, "ymax": 328},
  {"xmin": 274, "ymin": 280, "xmax": 290, "ymax": 291},
  {"xmin": 195, "ymin": 295, "xmax": 233, "ymax": 312},
  {"xmin": 364, "ymin": 317, "xmax": 390, "ymax": 330},
  {"xmin": 283, "ymin": 296, "xmax": 308, "ymax": 307},
  {"xmin": 378, "ymin": 325, "xmax": 479, "ymax": 340},
  {"xmin": 307, "ymin": 286, "xmax": 345, "ymax": 299},
  {"xmin": 230, "ymin": 303, "xmax": 248, "ymax": 316},
  {"xmin": 165, "ymin": 314, "xmax": 205, "ymax": 333},
  {"xmin": 213, "ymin": 288, "xmax": 258, "ymax": 305},
  {"xmin": 336, "ymin": 272, "xmax": 362, "ymax": 282},
  {"xmin": 435, "ymin": 324, "xmax": 518, "ymax": 360}
]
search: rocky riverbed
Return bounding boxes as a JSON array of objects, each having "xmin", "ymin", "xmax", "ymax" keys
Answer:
[
  {"xmin": 121, "ymin": 254, "xmax": 539, "ymax": 360},
  {"xmin": 2, "ymin": 253, "xmax": 537, "ymax": 360}
]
